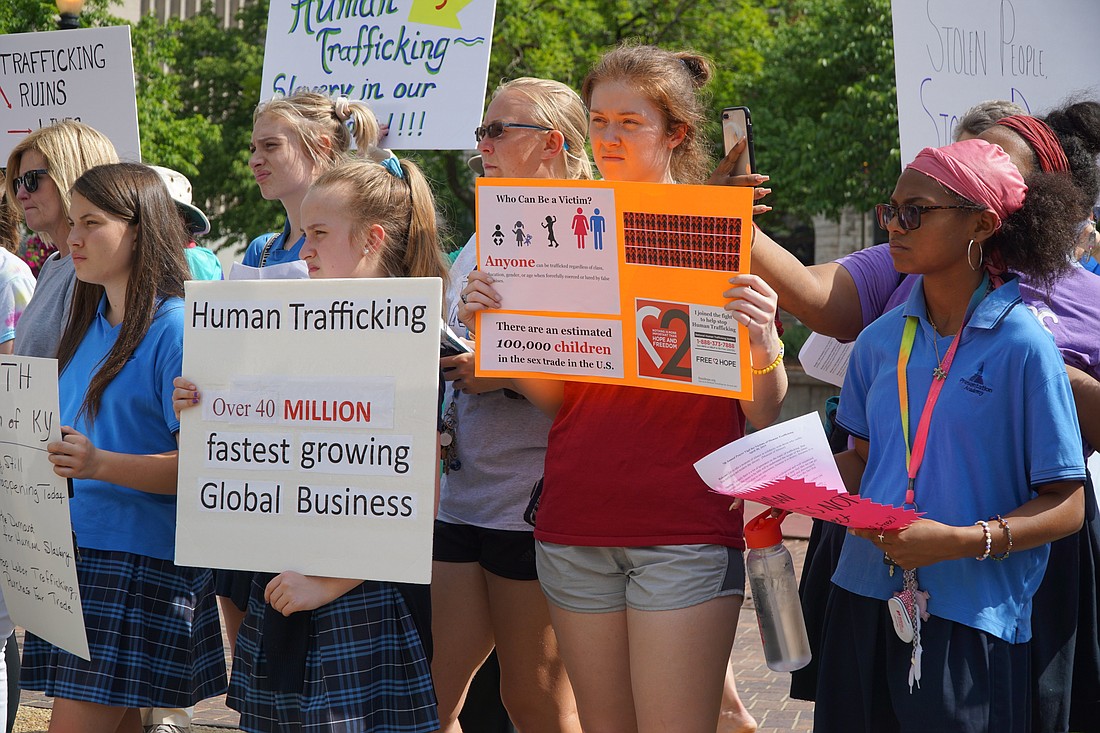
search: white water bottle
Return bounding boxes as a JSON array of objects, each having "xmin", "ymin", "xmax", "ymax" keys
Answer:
[{"xmin": 744, "ymin": 509, "xmax": 811, "ymax": 672}]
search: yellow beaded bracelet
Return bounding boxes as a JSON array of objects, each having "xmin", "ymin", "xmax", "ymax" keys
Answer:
[{"xmin": 750, "ymin": 341, "xmax": 784, "ymax": 376}]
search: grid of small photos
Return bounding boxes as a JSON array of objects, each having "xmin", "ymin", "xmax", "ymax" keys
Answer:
[{"xmin": 622, "ymin": 212, "xmax": 742, "ymax": 271}]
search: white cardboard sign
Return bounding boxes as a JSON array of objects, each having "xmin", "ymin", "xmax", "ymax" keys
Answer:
[
  {"xmin": 176, "ymin": 278, "xmax": 441, "ymax": 583},
  {"xmin": 259, "ymin": 0, "xmax": 497, "ymax": 150},
  {"xmin": 0, "ymin": 357, "xmax": 88, "ymax": 660},
  {"xmin": 891, "ymin": 0, "xmax": 1100, "ymax": 166},
  {"xmin": 0, "ymin": 26, "xmax": 140, "ymax": 162}
]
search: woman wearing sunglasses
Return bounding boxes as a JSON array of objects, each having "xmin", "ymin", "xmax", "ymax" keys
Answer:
[
  {"xmin": 5, "ymin": 121, "xmax": 118, "ymax": 359},
  {"xmin": 430, "ymin": 77, "xmax": 586, "ymax": 733},
  {"xmin": 735, "ymin": 103, "xmax": 1100, "ymax": 733},
  {"xmin": 814, "ymin": 138, "xmax": 1086, "ymax": 731}
]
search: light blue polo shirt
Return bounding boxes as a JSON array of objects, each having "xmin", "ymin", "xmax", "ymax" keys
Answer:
[
  {"xmin": 242, "ymin": 222, "xmax": 306, "ymax": 267},
  {"xmin": 61, "ymin": 296, "xmax": 184, "ymax": 561},
  {"xmin": 834, "ymin": 276, "xmax": 1085, "ymax": 643}
]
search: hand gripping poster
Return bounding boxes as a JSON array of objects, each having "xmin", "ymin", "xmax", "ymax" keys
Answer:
[{"xmin": 473, "ymin": 179, "xmax": 756, "ymax": 399}]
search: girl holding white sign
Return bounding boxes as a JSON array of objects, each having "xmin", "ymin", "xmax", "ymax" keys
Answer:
[
  {"xmin": 217, "ymin": 91, "xmax": 388, "ymax": 649},
  {"xmin": 460, "ymin": 44, "xmax": 786, "ymax": 733},
  {"xmin": 24, "ymin": 162, "xmax": 228, "ymax": 732},
  {"xmin": 174, "ymin": 155, "xmax": 448, "ymax": 733}
]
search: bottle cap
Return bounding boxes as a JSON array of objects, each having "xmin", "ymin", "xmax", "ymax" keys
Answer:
[{"xmin": 744, "ymin": 508, "xmax": 788, "ymax": 549}]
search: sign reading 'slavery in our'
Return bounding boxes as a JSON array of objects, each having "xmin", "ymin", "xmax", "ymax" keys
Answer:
[
  {"xmin": 0, "ymin": 26, "xmax": 140, "ymax": 162},
  {"xmin": 260, "ymin": 0, "xmax": 496, "ymax": 150}
]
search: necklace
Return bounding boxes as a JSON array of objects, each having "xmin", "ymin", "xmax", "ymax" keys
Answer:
[{"xmin": 925, "ymin": 309, "xmax": 948, "ymax": 381}]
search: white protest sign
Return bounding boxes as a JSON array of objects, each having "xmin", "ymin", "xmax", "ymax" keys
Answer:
[
  {"xmin": 0, "ymin": 26, "xmax": 140, "ymax": 162},
  {"xmin": 0, "ymin": 357, "xmax": 88, "ymax": 660},
  {"xmin": 891, "ymin": 0, "xmax": 1100, "ymax": 165},
  {"xmin": 260, "ymin": 0, "xmax": 496, "ymax": 150},
  {"xmin": 176, "ymin": 278, "xmax": 441, "ymax": 583}
]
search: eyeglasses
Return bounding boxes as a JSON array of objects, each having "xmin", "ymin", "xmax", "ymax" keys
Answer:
[
  {"xmin": 10, "ymin": 169, "xmax": 49, "ymax": 194},
  {"xmin": 474, "ymin": 121, "xmax": 553, "ymax": 143},
  {"xmin": 875, "ymin": 203, "xmax": 986, "ymax": 231}
]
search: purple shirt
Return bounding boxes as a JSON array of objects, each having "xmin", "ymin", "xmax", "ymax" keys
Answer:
[{"xmin": 837, "ymin": 243, "xmax": 1100, "ymax": 379}]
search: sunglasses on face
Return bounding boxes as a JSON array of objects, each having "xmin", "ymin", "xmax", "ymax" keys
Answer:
[
  {"xmin": 875, "ymin": 202, "xmax": 986, "ymax": 231},
  {"xmin": 474, "ymin": 121, "xmax": 553, "ymax": 143},
  {"xmin": 11, "ymin": 169, "xmax": 49, "ymax": 194}
]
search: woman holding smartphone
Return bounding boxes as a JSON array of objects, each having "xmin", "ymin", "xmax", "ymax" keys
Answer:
[{"xmin": 460, "ymin": 45, "xmax": 786, "ymax": 732}]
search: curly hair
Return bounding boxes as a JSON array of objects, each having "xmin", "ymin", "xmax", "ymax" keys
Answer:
[
  {"xmin": 1043, "ymin": 100, "xmax": 1100, "ymax": 219},
  {"xmin": 989, "ymin": 170, "xmax": 1082, "ymax": 291}
]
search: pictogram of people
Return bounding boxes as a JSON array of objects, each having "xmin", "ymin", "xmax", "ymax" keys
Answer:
[
  {"xmin": 491, "ymin": 223, "xmax": 505, "ymax": 246},
  {"xmin": 590, "ymin": 208, "xmax": 606, "ymax": 250},
  {"xmin": 512, "ymin": 221, "xmax": 527, "ymax": 246},
  {"xmin": 542, "ymin": 214, "xmax": 559, "ymax": 247},
  {"xmin": 572, "ymin": 207, "xmax": 590, "ymax": 248}
]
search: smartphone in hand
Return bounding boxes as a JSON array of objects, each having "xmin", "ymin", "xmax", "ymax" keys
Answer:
[{"xmin": 721, "ymin": 106, "xmax": 755, "ymax": 175}]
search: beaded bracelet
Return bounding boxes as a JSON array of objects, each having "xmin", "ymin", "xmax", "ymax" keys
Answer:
[
  {"xmin": 974, "ymin": 520, "xmax": 992, "ymax": 561},
  {"xmin": 751, "ymin": 341, "xmax": 785, "ymax": 376},
  {"xmin": 990, "ymin": 514, "xmax": 1013, "ymax": 561}
]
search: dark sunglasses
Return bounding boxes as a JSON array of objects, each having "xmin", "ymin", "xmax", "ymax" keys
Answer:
[
  {"xmin": 875, "ymin": 202, "xmax": 985, "ymax": 231},
  {"xmin": 11, "ymin": 169, "xmax": 49, "ymax": 194},
  {"xmin": 474, "ymin": 121, "xmax": 553, "ymax": 143}
]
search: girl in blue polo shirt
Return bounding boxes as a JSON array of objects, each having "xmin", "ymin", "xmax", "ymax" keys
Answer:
[
  {"xmin": 174, "ymin": 156, "xmax": 449, "ymax": 732},
  {"xmin": 814, "ymin": 138, "xmax": 1088, "ymax": 732},
  {"xmin": 22, "ymin": 162, "xmax": 227, "ymax": 730}
]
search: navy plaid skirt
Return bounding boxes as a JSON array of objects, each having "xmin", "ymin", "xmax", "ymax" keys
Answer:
[
  {"xmin": 21, "ymin": 549, "xmax": 228, "ymax": 707},
  {"xmin": 229, "ymin": 576, "xmax": 438, "ymax": 732}
]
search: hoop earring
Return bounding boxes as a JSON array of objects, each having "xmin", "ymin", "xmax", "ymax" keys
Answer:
[{"xmin": 966, "ymin": 239, "xmax": 983, "ymax": 271}]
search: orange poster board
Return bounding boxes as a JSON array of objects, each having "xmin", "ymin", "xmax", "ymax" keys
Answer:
[{"xmin": 473, "ymin": 178, "xmax": 755, "ymax": 399}]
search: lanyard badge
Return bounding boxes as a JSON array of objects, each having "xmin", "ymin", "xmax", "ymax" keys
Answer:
[{"xmin": 889, "ymin": 275, "xmax": 990, "ymax": 691}]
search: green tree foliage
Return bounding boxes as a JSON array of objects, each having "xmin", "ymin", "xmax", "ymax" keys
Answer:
[
  {"xmin": 743, "ymin": 0, "xmax": 899, "ymax": 220},
  {"xmin": 4, "ymin": 0, "xmax": 901, "ymax": 246},
  {"xmin": 170, "ymin": 0, "xmax": 282, "ymax": 245},
  {"xmin": 421, "ymin": 0, "xmax": 771, "ymax": 245},
  {"xmin": 131, "ymin": 16, "xmax": 220, "ymax": 179}
]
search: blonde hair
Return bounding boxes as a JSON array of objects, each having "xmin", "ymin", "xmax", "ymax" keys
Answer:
[
  {"xmin": 491, "ymin": 78, "xmax": 594, "ymax": 180},
  {"xmin": 5, "ymin": 121, "xmax": 119, "ymax": 242},
  {"xmin": 582, "ymin": 44, "xmax": 713, "ymax": 184},
  {"xmin": 0, "ymin": 172, "xmax": 19, "ymax": 253},
  {"xmin": 254, "ymin": 91, "xmax": 382, "ymax": 169},
  {"xmin": 311, "ymin": 158, "xmax": 450, "ymax": 293}
]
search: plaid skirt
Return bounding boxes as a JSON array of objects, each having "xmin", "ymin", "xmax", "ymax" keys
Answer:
[
  {"xmin": 21, "ymin": 549, "xmax": 228, "ymax": 707},
  {"xmin": 228, "ymin": 577, "xmax": 438, "ymax": 733}
]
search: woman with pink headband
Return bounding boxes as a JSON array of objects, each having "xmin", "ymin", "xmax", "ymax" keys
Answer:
[{"xmin": 814, "ymin": 138, "xmax": 1086, "ymax": 731}]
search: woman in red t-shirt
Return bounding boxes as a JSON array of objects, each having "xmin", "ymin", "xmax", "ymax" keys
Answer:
[{"xmin": 460, "ymin": 44, "xmax": 787, "ymax": 733}]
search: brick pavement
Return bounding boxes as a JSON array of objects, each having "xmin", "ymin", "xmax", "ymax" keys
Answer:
[{"xmin": 18, "ymin": 539, "xmax": 816, "ymax": 731}]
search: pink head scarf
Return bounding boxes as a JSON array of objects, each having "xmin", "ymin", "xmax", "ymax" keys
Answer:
[
  {"xmin": 906, "ymin": 138, "xmax": 1028, "ymax": 284},
  {"xmin": 906, "ymin": 138, "xmax": 1027, "ymax": 230}
]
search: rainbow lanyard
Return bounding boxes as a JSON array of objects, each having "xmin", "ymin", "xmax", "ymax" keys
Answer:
[{"xmin": 896, "ymin": 275, "xmax": 991, "ymax": 508}]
